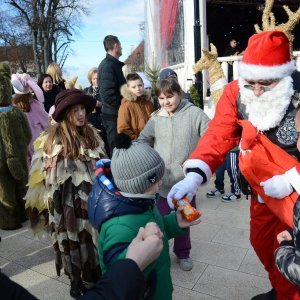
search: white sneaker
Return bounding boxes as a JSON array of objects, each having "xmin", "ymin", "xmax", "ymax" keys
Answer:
[
  {"xmin": 206, "ymin": 188, "xmax": 225, "ymax": 198},
  {"xmin": 178, "ymin": 258, "xmax": 193, "ymax": 271},
  {"xmin": 221, "ymin": 193, "xmax": 241, "ymax": 203}
]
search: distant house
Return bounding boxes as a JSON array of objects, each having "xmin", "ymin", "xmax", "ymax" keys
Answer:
[
  {"xmin": 0, "ymin": 44, "xmax": 36, "ymax": 74},
  {"xmin": 123, "ymin": 41, "xmax": 144, "ymax": 76}
]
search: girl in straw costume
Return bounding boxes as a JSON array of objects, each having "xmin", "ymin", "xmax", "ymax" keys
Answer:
[{"xmin": 25, "ymin": 89, "xmax": 106, "ymax": 298}]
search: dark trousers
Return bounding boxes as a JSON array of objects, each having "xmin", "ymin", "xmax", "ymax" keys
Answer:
[
  {"xmin": 215, "ymin": 151, "xmax": 240, "ymax": 195},
  {"xmin": 102, "ymin": 115, "xmax": 118, "ymax": 158},
  {"xmin": 156, "ymin": 196, "xmax": 196, "ymax": 259}
]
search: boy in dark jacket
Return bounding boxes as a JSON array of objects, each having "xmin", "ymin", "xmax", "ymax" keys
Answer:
[{"xmin": 88, "ymin": 134, "xmax": 201, "ymax": 300}]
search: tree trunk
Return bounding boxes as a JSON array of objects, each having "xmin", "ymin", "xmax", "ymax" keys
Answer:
[{"xmin": 31, "ymin": 30, "xmax": 41, "ymax": 74}]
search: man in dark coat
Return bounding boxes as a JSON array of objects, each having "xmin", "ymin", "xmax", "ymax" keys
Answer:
[{"xmin": 98, "ymin": 35, "xmax": 126, "ymax": 157}]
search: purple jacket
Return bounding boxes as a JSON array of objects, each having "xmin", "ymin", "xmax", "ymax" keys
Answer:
[{"xmin": 25, "ymin": 99, "xmax": 49, "ymax": 164}]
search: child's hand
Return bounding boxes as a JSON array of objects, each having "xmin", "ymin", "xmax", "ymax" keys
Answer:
[
  {"xmin": 176, "ymin": 207, "xmax": 201, "ymax": 228},
  {"xmin": 143, "ymin": 222, "xmax": 164, "ymax": 239},
  {"xmin": 277, "ymin": 230, "xmax": 292, "ymax": 244}
]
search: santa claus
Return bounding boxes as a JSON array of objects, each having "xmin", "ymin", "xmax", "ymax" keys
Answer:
[{"xmin": 168, "ymin": 30, "xmax": 300, "ymax": 300}]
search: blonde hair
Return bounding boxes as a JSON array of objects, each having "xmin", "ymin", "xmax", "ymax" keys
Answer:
[
  {"xmin": 44, "ymin": 108, "xmax": 99, "ymax": 159},
  {"xmin": 87, "ymin": 67, "xmax": 98, "ymax": 83},
  {"xmin": 47, "ymin": 63, "xmax": 64, "ymax": 85}
]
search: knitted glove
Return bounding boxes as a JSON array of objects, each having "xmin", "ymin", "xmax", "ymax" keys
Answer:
[
  {"xmin": 167, "ymin": 172, "xmax": 203, "ymax": 209},
  {"xmin": 7, "ymin": 157, "xmax": 26, "ymax": 181},
  {"xmin": 260, "ymin": 173, "xmax": 293, "ymax": 199}
]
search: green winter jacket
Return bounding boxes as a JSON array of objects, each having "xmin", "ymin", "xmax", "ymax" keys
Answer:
[{"xmin": 98, "ymin": 200, "xmax": 185, "ymax": 300}]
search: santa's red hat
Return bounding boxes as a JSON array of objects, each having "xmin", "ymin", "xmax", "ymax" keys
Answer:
[{"xmin": 238, "ymin": 30, "xmax": 296, "ymax": 80}]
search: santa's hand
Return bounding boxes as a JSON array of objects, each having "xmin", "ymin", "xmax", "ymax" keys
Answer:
[
  {"xmin": 167, "ymin": 172, "xmax": 203, "ymax": 209},
  {"xmin": 260, "ymin": 173, "xmax": 293, "ymax": 199}
]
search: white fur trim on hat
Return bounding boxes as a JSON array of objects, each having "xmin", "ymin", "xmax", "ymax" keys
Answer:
[{"xmin": 238, "ymin": 60, "xmax": 296, "ymax": 80}]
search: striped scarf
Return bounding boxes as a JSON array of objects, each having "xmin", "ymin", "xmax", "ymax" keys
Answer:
[{"xmin": 95, "ymin": 159, "xmax": 121, "ymax": 195}]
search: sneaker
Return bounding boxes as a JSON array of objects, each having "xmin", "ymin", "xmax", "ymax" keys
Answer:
[
  {"xmin": 221, "ymin": 193, "xmax": 241, "ymax": 203},
  {"xmin": 206, "ymin": 188, "xmax": 224, "ymax": 198},
  {"xmin": 177, "ymin": 258, "xmax": 193, "ymax": 271}
]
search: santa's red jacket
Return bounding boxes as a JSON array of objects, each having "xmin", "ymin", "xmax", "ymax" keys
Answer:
[{"xmin": 188, "ymin": 80, "xmax": 300, "ymax": 227}]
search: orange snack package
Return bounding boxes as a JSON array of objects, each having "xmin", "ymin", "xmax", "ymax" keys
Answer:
[{"xmin": 172, "ymin": 197, "xmax": 201, "ymax": 222}]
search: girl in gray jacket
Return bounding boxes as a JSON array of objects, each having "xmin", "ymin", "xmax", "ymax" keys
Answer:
[{"xmin": 138, "ymin": 78, "xmax": 210, "ymax": 271}]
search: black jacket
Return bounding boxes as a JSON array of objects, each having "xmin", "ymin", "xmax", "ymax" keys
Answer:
[
  {"xmin": 43, "ymin": 86, "xmax": 60, "ymax": 113},
  {"xmin": 98, "ymin": 54, "xmax": 126, "ymax": 116},
  {"xmin": 80, "ymin": 259, "xmax": 145, "ymax": 300},
  {"xmin": 0, "ymin": 260, "xmax": 144, "ymax": 300},
  {"xmin": 0, "ymin": 273, "xmax": 38, "ymax": 300}
]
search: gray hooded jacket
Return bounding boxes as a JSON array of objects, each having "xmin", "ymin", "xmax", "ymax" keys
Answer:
[{"xmin": 138, "ymin": 99, "xmax": 210, "ymax": 197}]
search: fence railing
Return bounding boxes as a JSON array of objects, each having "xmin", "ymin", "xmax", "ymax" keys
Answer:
[{"xmin": 168, "ymin": 51, "xmax": 300, "ymax": 101}]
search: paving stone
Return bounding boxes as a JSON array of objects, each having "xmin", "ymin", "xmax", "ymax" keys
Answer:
[
  {"xmin": 2, "ymin": 262, "xmax": 71, "ymax": 299},
  {"xmin": 193, "ymin": 265, "xmax": 272, "ymax": 299},
  {"xmin": 173, "ymin": 285, "xmax": 221, "ymax": 300},
  {"xmin": 190, "ymin": 240, "xmax": 247, "ymax": 270},
  {"xmin": 190, "ymin": 222, "xmax": 221, "ymax": 242},
  {"xmin": 0, "ymin": 256, "xmax": 9, "ymax": 268},
  {"xmin": 0, "ymin": 226, "xmax": 30, "ymax": 239},
  {"xmin": 200, "ymin": 208, "xmax": 250, "ymax": 230},
  {"xmin": 8, "ymin": 240, "xmax": 53, "ymax": 266},
  {"xmin": 211, "ymin": 226, "xmax": 251, "ymax": 249},
  {"xmin": 0, "ymin": 234, "xmax": 34, "ymax": 258},
  {"xmin": 239, "ymin": 248, "xmax": 269, "ymax": 278},
  {"xmin": 196, "ymin": 194, "xmax": 222, "ymax": 210},
  {"xmin": 217, "ymin": 197, "xmax": 250, "ymax": 214},
  {"xmin": 170, "ymin": 256, "xmax": 207, "ymax": 289},
  {"xmin": 8, "ymin": 240, "xmax": 70, "ymax": 285}
]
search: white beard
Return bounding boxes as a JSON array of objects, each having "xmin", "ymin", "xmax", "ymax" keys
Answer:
[{"xmin": 238, "ymin": 76, "xmax": 294, "ymax": 131}]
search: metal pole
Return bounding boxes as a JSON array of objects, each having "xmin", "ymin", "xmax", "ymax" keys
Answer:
[
  {"xmin": 194, "ymin": 0, "xmax": 204, "ymax": 109},
  {"xmin": 199, "ymin": 0, "xmax": 208, "ymax": 102}
]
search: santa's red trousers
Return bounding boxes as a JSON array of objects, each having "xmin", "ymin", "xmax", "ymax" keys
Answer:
[{"xmin": 250, "ymin": 199, "xmax": 300, "ymax": 300}]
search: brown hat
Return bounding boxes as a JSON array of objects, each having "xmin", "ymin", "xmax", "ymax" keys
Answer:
[{"xmin": 52, "ymin": 88, "xmax": 97, "ymax": 122}]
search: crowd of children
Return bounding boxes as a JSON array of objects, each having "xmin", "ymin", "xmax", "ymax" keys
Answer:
[{"xmin": 0, "ymin": 57, "xmax": 206, "ymax": 299}]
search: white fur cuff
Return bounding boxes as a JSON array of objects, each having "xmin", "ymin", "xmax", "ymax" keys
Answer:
[
  {"xmin": 285, "ymin": 167, "xmax": 300, "ymax": 194},
  {"xmin": 183, "ymin": 159, "xmax": 212, "ymax": 183}
]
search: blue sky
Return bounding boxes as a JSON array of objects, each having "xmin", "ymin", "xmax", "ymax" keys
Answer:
[{"xmin": 63, "ymin": 0, "xmax": 144, "ymax": 88}]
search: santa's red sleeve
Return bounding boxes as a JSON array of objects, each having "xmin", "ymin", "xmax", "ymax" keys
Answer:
[{"xmin": 185, "ymin": 81, "xmax": 241, "ymax": 181}]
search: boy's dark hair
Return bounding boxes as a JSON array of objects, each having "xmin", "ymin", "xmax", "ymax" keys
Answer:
[
  {"xmin": 37, "ymin": 73, "xmax": 53, "ymax": 89},
  {"xmin": 126, "ymin": 73, "xmax": 142, "ymax": 83},
  {"xmin": 103, "ymin": 35, "xmax": 120, "ymax": 51},
  {"xmin": 155, "ymin": 78, "xmax": 182, "ymax": 96}
]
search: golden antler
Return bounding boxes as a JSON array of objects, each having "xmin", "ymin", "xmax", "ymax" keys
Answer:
[{"xmin": 254, "ymin": 0, "xmax": 300, "ymax": 46}]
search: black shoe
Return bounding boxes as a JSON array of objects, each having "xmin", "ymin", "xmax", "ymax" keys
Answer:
[
  {"xmin": 70, "ymin": 280, "xmax": 87, "ymax": 299},
  {"xmin": 251, "ymin": 289, "xmax": 276, "ymax": 300},
  {"xmin": 70, "ymin": 285, "xmax": 81, "ymax": 299},
  {"xmin": 206, "ymin": 188, "xmax": 224, "ymax": 198}
]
